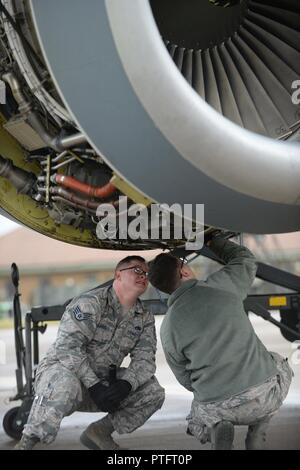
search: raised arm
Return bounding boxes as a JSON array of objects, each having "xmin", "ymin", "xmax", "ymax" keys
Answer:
[{"xmin": 206, "ymin": 238, "xmax": 257, "ymax": 299}]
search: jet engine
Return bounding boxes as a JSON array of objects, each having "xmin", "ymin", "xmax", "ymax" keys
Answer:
[{"xmin": 0, "ymin": 0, "xmax": 300, "ymax": 249}]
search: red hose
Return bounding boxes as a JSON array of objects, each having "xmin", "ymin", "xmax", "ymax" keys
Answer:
[{"xmin": 55, "ymin": 174, "xmax": 116, "ymax": 199}]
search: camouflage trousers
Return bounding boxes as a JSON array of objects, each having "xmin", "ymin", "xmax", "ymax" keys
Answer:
[
  {"xmin": 23, "ymin": 363, "xmax": 165, "ymax": 444},
  {"xmin": 187, "ymin": 352, "xmax": 294, "ymax": 443}
]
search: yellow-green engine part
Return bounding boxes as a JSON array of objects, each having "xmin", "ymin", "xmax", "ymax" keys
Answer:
[{"xmin": 0, "ymin": 113, "xmax": 114, "ymax": 249}]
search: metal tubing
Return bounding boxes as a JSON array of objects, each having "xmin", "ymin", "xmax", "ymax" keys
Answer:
[
  {"xmin": 0, "ymin": 155, "xmax": 36, "ymax": 194},
  {"xmin": 2, "ymin": 73, "xmax": 86, "ymax": 152},
  {"xmin": 33, "ymin": 323, "xmax": 39, "ymax": 367},
  {"xmin": 25, "ymin": 313, "xmax": 33, "ymax": 396}
]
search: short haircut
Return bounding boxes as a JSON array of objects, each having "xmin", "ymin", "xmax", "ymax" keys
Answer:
[
  {"xmin": 115, "ymin": 256, "xmax": 146, "ymax": 273},
  {"xmin": 148, "ymin": 253, "xmax": 181, "ymax": 294}
]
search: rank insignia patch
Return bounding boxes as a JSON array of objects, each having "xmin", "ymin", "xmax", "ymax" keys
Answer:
[{"xmin": 73, "ymin": 305, "xmax": 93, "ymax": 322}]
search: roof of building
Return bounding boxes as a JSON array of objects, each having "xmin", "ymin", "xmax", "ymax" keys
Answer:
[{"xmin": 0, "ymin": 227, "xmax": 160, "ymax": 275}]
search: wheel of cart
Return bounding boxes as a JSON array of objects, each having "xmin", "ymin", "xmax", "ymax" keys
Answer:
[{"xmin": 3, "ymin": 404, "xmax": 33, "ymax": 441}]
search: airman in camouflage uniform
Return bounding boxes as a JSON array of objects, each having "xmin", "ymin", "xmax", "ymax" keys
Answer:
[
  {"xmin": 149, "ymin": 236, "xmax": 294, "ymax": 450},
  {"xmin": 16, "ymin": 256, "xmax": 165, "ymax": 450}
]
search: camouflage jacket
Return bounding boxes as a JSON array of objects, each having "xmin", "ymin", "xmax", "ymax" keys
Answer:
[{"xmin": 38, "ymin": 286, "xmax": 157, "ymax": 390}]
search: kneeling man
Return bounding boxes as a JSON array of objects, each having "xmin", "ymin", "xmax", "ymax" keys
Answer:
[
  {"xmin": 149, "ymin": 236, "xmax": 293, "ymax": 450},
  {"xmin": 17, "ymin": 256, "xmax": 165, "ymax": 450}
]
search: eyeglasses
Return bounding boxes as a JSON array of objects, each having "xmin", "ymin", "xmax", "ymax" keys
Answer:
[
  {"xmin": 179, "ymin": 257, "xmax": 188, "ymax": 269},
  {"xmin": 119, "ymin": 266, "xmax": 149, "ymax": 277}
]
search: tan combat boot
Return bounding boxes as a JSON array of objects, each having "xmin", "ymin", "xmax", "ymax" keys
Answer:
[{"xmin": 80, "ymin": 417, "xmax": 120, "ymax": 450}]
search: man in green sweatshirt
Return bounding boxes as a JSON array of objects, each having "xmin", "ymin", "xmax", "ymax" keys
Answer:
[{"xmin": 148, "ymin": 236, "xmax": 293, "ymax": 450}]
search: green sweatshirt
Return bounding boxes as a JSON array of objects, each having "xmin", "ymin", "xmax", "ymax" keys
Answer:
[{"xmin": 160, "ymin": 238, "xmax": 277, "ymax": 403}]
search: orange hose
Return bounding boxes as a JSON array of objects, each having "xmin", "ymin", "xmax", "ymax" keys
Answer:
[{"xmin": 55, "ymin": 174, "xmax": 116, "ymax": 199}]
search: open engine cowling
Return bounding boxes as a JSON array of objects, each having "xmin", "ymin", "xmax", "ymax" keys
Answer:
[{"xmin": 0, "ymin": 0, "xmax": 300, "ymax": 249}]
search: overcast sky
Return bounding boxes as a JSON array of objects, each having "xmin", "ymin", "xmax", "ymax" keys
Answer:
[{"xmin": 0, "ymin": 215, "xmax": 20, "ymax": 236}]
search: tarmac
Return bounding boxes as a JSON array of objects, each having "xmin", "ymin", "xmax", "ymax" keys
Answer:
[{"xmin": 1, "ymin": 314, "xmax": 300, "ymax": 450}]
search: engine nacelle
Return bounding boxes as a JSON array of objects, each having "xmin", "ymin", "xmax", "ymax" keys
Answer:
[{"xmin": 0, "ymin": 0, "xmax": 300, "ymax": 249}]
